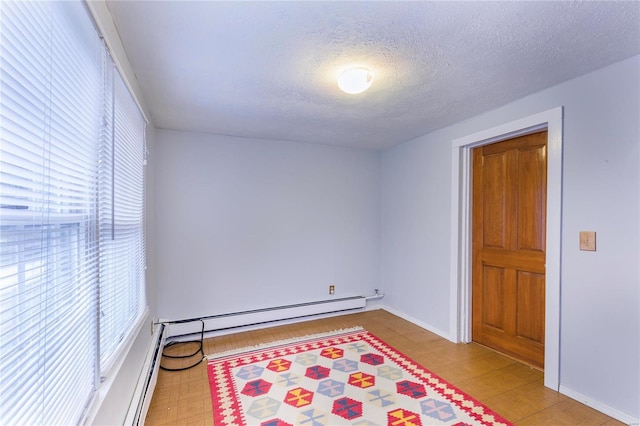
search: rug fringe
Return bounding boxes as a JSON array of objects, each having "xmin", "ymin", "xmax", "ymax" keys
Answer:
[{"xmin": 206, "ymin": 326, "xmax": 364, "ymax": 360}]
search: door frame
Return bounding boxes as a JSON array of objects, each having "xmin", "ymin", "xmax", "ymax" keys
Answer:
[{"xmin": 449, "ymin": 107, "xmax": 563, "ymax": 390}]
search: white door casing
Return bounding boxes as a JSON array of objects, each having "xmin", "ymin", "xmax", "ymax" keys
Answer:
[{"xmin": 449, "ymin": 107, "xmax": 563, "ymax": 390}]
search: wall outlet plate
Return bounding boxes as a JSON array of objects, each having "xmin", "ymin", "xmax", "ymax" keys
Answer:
[{"xmin": 579, "ymin": 231, "xmax": 596, "ymax": 251}]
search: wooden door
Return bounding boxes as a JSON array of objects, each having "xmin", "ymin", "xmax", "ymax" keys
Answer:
[{"xmin": 472, "ymin": 131, "xmax": 547, "ymax": 368}]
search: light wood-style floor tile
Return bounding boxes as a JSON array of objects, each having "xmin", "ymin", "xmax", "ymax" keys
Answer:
[{"xmin": 145, "ymin": 310, "xmax": 624, "ymax": 425}]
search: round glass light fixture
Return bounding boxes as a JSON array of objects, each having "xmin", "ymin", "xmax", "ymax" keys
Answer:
[{"xmin": 337, "ymin": 67, "xmax": 374, "ymax": 94}]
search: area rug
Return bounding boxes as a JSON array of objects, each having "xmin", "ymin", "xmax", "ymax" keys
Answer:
[{"xmin": 207, "ymin": 327, "xmax": 512, "ymax": 426}]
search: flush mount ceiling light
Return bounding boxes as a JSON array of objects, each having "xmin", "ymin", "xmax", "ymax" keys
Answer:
[{"xmin": 337, "ymin": 67, "xmax": 374, "ymax": 94}]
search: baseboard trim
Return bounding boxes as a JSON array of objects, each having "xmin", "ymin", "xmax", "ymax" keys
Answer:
[
  {"xmin": 381, "ymin": 305, "xmax": 451, "ymax": 341},
  {"xmin": 558, "ymin": 385, "xmax": 638, "ymax": 425}
]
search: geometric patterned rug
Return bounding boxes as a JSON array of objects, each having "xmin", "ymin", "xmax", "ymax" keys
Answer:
[{"xmin": 207, "ymin": 328, "xmax": 513, "ymax": 426}]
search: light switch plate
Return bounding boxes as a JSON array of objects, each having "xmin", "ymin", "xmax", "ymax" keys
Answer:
[{"xmin": 579, "ymin": 231, "xmax": 596, "ymax": 251}]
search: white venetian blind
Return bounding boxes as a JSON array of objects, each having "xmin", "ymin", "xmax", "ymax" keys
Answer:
[
  {"xmin": 1, "ymin": 1, "xmax": 147, "ymax": 423},
  {"xmin": 98, "ymin": 67, "xmax": 146, "ymax": 369},
  {"xmin": 0, "ymin": 1, "xmax": 103, "ymax": 424}
]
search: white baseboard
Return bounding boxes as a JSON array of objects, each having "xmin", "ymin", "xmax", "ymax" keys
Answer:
[
  {"xmin": 381, "ymin": 304, "xmax": 451, "ymax": 341},
  {"xmin": 559, "ymin": 385, "xmax": 638, "ymax": 425}
]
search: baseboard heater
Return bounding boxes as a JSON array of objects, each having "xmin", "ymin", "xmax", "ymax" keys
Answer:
[
  {"xmin": 124, "ymin": 322, "xmax": 167, "ymax": 426},
  {"xmin": 125, "ymin": 296, "xmax": 366, "ymax": 424},
  {"xmin": 166, "ymin": 296, "xmax": 367, "ymax": 338}
]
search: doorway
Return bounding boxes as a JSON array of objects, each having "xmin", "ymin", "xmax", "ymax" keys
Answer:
[{"xmin": 449, "ymin": 107, "xmax": 563, "ymax": 390}]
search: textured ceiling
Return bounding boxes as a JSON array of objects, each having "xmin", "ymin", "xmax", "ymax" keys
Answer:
[{"xmin": 107, "ymin": 1, "xmax": 640, "ymax": 150}]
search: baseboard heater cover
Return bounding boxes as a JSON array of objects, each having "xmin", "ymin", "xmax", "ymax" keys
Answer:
[
  {"xmin": 125, "ymin": 322, "xmax": 166, "ymax": 425},
  {"xmin": 166, "ymin": 296, "xmax": 367, "ymax": 338}
]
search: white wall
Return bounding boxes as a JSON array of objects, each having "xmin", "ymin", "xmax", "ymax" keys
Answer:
[
  {"xmin": 380, "ymin": 136, "xmax": 452, "ymax": 337},
  {"xmin": 155, "ymin": 130, "xmax": 381, "ymax": 322},
  {"xmin": 381, "ymin": 55, "xmax": 640, "ymax": 421}
]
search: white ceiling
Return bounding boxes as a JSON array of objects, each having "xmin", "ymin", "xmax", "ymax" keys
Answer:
[{"xmin": 107, "ymin": 1, "xmax": 640, "ymax": 150}]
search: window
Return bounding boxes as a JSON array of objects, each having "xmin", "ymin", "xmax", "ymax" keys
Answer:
[
  {"xmin": 99, "ymin": 64, "xmax": 146, "ymax": 369},
  {"xmin": 0, "ymin": 2, "xmax": 146, "ymax": 424}
]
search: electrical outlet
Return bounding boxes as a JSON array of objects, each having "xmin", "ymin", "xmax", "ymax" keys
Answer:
[
  {"xmin": 329, "ymin": 285, "xmax": 335, "ymax": 295},
  {"xmin": 579, "ymin": 231, "xmax": 596, "ymax": 251}
]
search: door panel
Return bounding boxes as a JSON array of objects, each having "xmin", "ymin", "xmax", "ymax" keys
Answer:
[
  {"xmin": 482, "ymin": 153, "xmax": 507, "ymax": 249},
  {"xmin": 472, "ymin": 131, "xmax": 547, "ymax": 368},
  {"xmin": 515, "ymin": 271, "xmax": 545, "ymax": 343},
  {"xmin": 517, "ymin": 146, "xmax": 546, "ymax": 252},
  {"xmin": 482, "ymin": 265, "xmax": 505, "ymax": 329}
]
